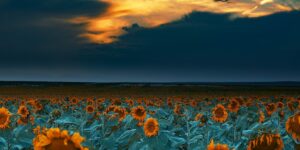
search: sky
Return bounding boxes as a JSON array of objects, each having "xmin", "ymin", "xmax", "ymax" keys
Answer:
[{"xmin": 0, "ymin": 0, "xmax": 299, "ymax": 82}]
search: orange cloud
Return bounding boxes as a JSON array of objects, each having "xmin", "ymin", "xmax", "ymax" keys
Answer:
[{"xmin": 70, "ymin": 0, "xmax": 295, "ymax": 44}]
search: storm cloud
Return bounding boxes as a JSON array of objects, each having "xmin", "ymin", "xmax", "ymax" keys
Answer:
[{"xmin": 0, "ymin": 0, "xmax": 299, "ymax": 82}]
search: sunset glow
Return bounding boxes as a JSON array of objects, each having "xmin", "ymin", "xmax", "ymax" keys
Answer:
[{"xmin": 70, "ymin": 0, "xmax": 295, "ymax": 44}]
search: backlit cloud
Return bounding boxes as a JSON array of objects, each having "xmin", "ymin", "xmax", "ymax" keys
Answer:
[{"xmin": 70, "ymin": 0, "xmax": 297, "ymax": 44}]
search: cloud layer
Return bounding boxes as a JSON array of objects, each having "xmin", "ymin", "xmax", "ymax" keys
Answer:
[
  {"xmin": 71, "ymin": 0, "xmax": 298, "ymax": 43},
  {"xmin": 0, "ymin": 1, "xmax": 299, "ymax": 82}
]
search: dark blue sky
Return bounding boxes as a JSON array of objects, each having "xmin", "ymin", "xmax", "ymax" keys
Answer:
[{"xmin": 0, "ymin": 0, "xmax": 299, "ymax": 82}]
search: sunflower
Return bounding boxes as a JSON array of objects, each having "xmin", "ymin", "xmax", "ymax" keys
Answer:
[
  {"xmin": 279, "ymin": 110, "xmax": 284, "ymax": 119},
  {"xmin": 112, "ymin": 98, "xmax": 122, "ymax": 105},
  {"xmin": 17, "ymin": 117, "xmax": 28, "ymax": 125},
  {"xmin": 33, "ymin": 128, "xmax": 88, "ymax": 150},
  {"xmin": 194, "ymin": 113, "xmax": 203, "ymax": 121},
  {"xmin": 0, "ymin": 107, "xmax": 11, "ymax": 129},
  {"xmin": 146, "ymin": 100, "xmax": 154, "ymax": 106},
  {"xmin": 207, "ymin": 139, "xmax": 229, "ymax": 150},
  {"xmin": 131, "ymin": 106, "xmax": 146, "ymax": 121},
  {"xmin": 85, "ymin": 105, "xmax": 95, "ymax": 114},
  {"xmin": 212, "ymin": 104, "xmax": 228, "ymax": 123},
  {"xmin": 105, "ymin": 105, "xmax": 116, "ymax": 114},
  {"xmin": 144, "ymin": 118, "xmax": 159, "ymax": 137},
  {"xmin": 50, "ymin": 98, "xmax": 60, "ymax": 104},
  {"xmin": 113, "ymin": 106, "xmax": 127, "ymax": 122},
  {"xmin": 174, "ymin": 104, "xmax": 183, "ymax": 115},
  {"xmin": 137, "ymin": 121, "xmax": 144, "ymax": 127},
  {"xmin": 247, "ymin": 133, "xmax": 283, "ymax": 150},
  {"xmin": 34, "ymin": 102, "xmax": 43, "ymax": 112},
  {"xmin": 265, "ymin": 103, "xmax": 277, "ymax": 116},
  {"xmin": 126, "ymin": 99, "xmax": 134, "ymax": 107},
  {"xmin": 18, "ymin": 105, "xmax": 30, "ymax": 118},
  {"xmin": 227, "ymin": 99, "xmax": 240, "ymax": 113},
  {"xmin": 258, "ymin": 111, "xmax": 265, "ymax": 123},
  {"xmin": 277, "ymin": 102, "xmax": 284, "ymax": 109},
  {"xmin": 287, "ymin": 100, "xmax": 297, "ymax": 112},
  {"xmin": 286, "ymin": 113, "xmax": 300, "ymax": 141},
  {"xmin": 70, "ymin": 97, "xmax": 79, "ymax": 105},
  {"xmin": 195, "ymin": 113, "xmax": 207, "ymax": 126},
  {"xmin": 86, "ymin": 98, "xmax": 94, "ymax": 105},
  {"xmin": 190, "ymin": 100, "xmax": 198, "ymax": 107},
  {"xmin": 167, "ymin": 99, "xmax": 173, "ymax": 107}
]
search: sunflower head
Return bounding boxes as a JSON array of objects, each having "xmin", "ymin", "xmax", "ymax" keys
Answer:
[
  {"xmin": 207, "ymin": 139, "xmax": 229, "ymax": 150},
  {"xmin": 278, "ymin": 110, "xmax": 284, "ymax": 119},
  {"xmin": 112, "ymin": 98, "xmax": 122, "ymax": 105},
  {"xmin": 51, "ymin": 109, "xmax": 62, "ymax": 119},
  {"xmin": 227, "ymin": 99, "xmax": 240, "ymax": 113},
  {"xmin": 174, "ymin": 104, "xmax": 183, "ymax": 115},
  {"xmin": 113, "ymin": 106, "xmax": 127, "ymax": 122},
  {"xmin": 105, "ymin": 105, "xmax": 116, "ymax": 114},
  {"xmin": 265, "ymin": 103, "xmax": 277, "ymax": 116},
  {"xmin": 86, "ymin": 105, "xmax": 95, "ymax": 114},
  {"xmin": 86, "ymin": 98, "xmax": 94, "ymax": 105},
  {"xmin": 146, "ymin": 100, "xmax": 154, "ymax": 106},
  {"xmin": 247, "ymin": 133, "xmax": 283, "ymax": 150},
  {"xmin": 167, "ymin": 99, "xmax": 173, "ymax": 107},
  {"xmin": 0, "ymin": 107, "xmax": 11, "ymax": 129},
  {"xmin": 190, "ymin": 100, "xmax": 198, "ymax": 107},
  {"xmin": 258, "ymin": 111, "xmax": 265, "ymax": 123},
  {"xmin": 212, "ymin": 104, "xmax": 228, "ymax": 123},
  {"xmin": 33, "ymin": 128, "xmax": 88, "ymax": 150},
  {"xmin": 286, "ymin": 113, "xmax": 300, "ymax": 141},
  {"xmin": 144, "ymin": 118, "xmax": 159, "ymax": 137},
  {"xmin": 287, "ymin": 100, "xmax": 297, "ymax": 112},
  {"xmin": 131, "ymin": 106, "xmax": 146, "ymax": 121},
  {"xmin": 18, "ymin": 105, "xmax": 30, "ymax": 118},
  {"xmin": 194, "ymin": 113, "xmax": 203, "ymax": 121},
  {"xmin": 277, "ymin": 102, "xmax": 284, "ymax": 109},
  {"xmin": 70, "ymin": 97, "xmax": 79, "ymax": 105},
  {"xmin": 126, "ymin": 99, "xmax": 134, "ymax": 106}
]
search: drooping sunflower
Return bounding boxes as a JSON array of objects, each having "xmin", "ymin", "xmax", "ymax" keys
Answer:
[
  {"xmin": 0, "ymin": 107, "xmax": 11, "ymax": 129},
  {"xmin": 227, "ymin": 99, "xmax": 240, "ymax": 113},
  {"xmin": 18, "ymin": 105, "xmax": 30, "ymax": 118},
  {"xmin": 286, "ymin": 113, "xmax": 300, "ymax": 141},
  {"xmin": 207, "ymin": 139, "xmax": 229, "ymax": 150},
  {"xmin": 131, "ymin": 106, "xmax": 146, "ymax": 121},
  {"xmin": 247, "ymin": 133, "xmax": 284, "ymax": 150},
  {"xmin": 212, "ymin": 104, "xmax": 228, "ymax": 123},
  {"xmin": 33, "ymin": 128, "xmax": 88, "ymax": 150},
  {"xmin": 144, "ymin": 118, "xmax": 159, "ymax": 137}
]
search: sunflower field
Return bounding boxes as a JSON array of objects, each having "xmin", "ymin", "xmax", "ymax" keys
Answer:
[{"xmin": 1, "ymin": 95, "xmax": 300, "ymax": 150}]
